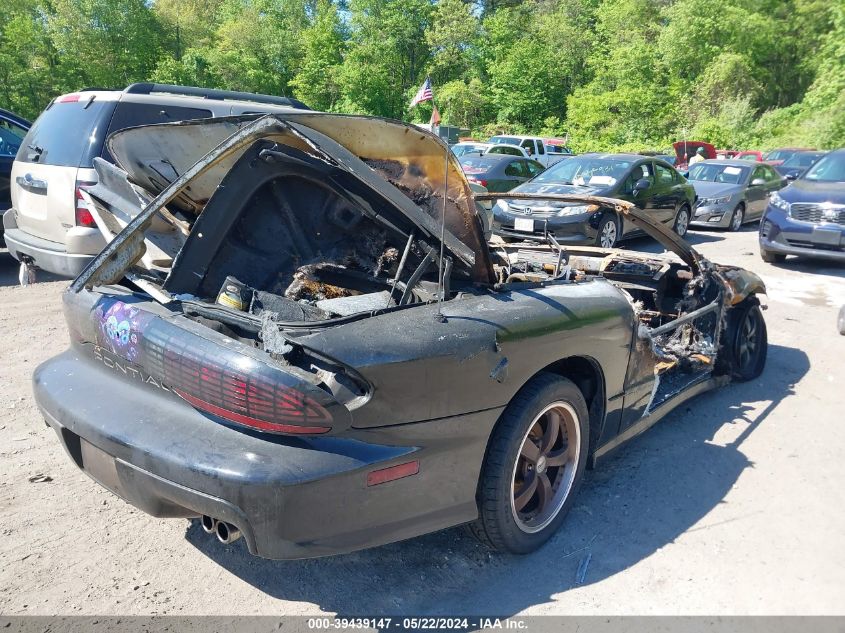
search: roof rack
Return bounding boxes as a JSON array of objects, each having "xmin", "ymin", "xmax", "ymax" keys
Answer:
[{"xmin": 123, "ymin": 83, "xmax": 310, "ymax": 110}]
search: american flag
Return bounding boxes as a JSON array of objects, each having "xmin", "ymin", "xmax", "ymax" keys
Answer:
[{"xmin": 409, "ymin": 77, "xmax": 433, "ymax": 108}]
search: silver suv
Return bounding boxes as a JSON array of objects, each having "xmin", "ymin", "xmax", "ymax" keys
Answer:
[{"xmin": 4, "ymin": 83, "xmax": 307, "ymax": 279}]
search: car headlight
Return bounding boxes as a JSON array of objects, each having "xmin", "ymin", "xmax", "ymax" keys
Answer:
[
  {"xmin": 493, "ymin": 200, "xmax": 510, "ymax": 214},
  {"xmin": 701, "ymin": 196, "xmax": 730, "ymax": 206},
  {"xmin": 557, "ymin": 205, "xmax": 594, "ymax": 216},
  {"xmin": 769, "ymin": 191, "xmax": 790, "ymax": 212}
]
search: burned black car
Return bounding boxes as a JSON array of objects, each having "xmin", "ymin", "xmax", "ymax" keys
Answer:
[{"xmin": 33, "ymin": 113, "xmax": 768, "ymax": 559}]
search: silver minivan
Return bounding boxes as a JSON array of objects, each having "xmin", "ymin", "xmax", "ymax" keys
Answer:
[{"xmin": 4, "ymin": 83, "xmax": 307, "ymax": 279}]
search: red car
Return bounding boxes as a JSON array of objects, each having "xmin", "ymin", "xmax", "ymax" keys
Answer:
[{"xmin": 736, "ymin": 150, "xmax": 763, "ymax": 162}]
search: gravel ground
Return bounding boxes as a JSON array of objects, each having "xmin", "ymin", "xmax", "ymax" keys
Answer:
[{"xmin": 1, "ymin": 226, "xmax": 844, "ymax": 616}]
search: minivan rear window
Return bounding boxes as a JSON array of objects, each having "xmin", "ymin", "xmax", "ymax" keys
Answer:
[{"xmin": 16, "ymin": 98, "xmax": 114, "ymax": 167}]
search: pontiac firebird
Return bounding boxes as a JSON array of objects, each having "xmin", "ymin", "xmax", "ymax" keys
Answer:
[{"xmin": 32, "ymin": 113, "xmax": 768, "ymax": 559}]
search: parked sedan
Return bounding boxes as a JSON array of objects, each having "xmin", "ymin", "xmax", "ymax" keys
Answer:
[
  {"xmin": 492, "ymin": 153, "xmax": 695, "ymax": 247},
  {"xmin": 763, "ymin": 147, "xmax": 815, "ymax": 166},
  {"xmin": 760, "ymin": 147, "xmax": 845, "ymax": 263},
  {"xmin": 459, "ymin": 154, "xmax": 544, "ymax": 192},
  {"xmin": 34, "ymin": 112, "xmax": 768, "ymax": 560},
  {"xmin": 688, "ymin": 160, "xmax": 786, "ymax": 231},
  {"xmin": 775, "ymin": 151, "xmax": 827, "ymax": 181},
  {"xmin": 0, "ymin": 108, "xmax": 31, "ymax": 242}
]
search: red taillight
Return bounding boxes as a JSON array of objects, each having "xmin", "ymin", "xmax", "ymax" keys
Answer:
[
  {"xmin": 58, "ymin": 94, "xmax": 81, "ymax": 103},
  {"xmin": 162, "ymin": 343, "xmax": 333, "ymax": 434},
  {"xmin": 367, "ymin": 461, "xmax": 420, "ymax": 486},
  {"xmin": 468, "ymin": 177, "xmax": 488, "ymax": 187},
  {"xmin": 174, "ymin": 389, "xmax": 331, "ymax": 435},
  {"xmin": 75, "ymin": 184, "xmax": 97, "ymax": 227}
]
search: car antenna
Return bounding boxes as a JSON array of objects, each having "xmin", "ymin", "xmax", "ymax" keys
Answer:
[{"xmin": 434, "ymin": 139, "xmax": 449, "ymax": 323}]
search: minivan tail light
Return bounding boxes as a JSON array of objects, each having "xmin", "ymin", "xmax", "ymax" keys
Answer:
[
  {"xmin": 75, "ymin": 183, "xmax": 97, "ymax": 227},
  {"xmin": 468, "ymin": 177, "xmax": 488, "ymax": 187},
  {"xmin": 58, "ymin": 94, "xmax": 81, "ymax": 103}
]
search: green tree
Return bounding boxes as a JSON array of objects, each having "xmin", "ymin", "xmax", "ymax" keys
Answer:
[
  {"xmin": 0, "ymin": 1, "xmax": 58, "ymax": 118},
  {"xmin": 338, "ymin": 0, "xmax": 433, "ymax": 118},
  {"xmin": 47, "ymin": 0, "xmax": 165, "ymax": 91},
  {"xmin": 426, "ymin": 0, "xmax": 480, "ymax": 84},
  {"xmin": 290, "ymin": 0, "xmax": 346, "ymax": 110}
]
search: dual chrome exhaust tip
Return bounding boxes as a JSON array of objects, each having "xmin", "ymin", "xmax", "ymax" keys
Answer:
[{"xmin": 200, "ymin": 515, "xmax": 242, "ymax": 544}]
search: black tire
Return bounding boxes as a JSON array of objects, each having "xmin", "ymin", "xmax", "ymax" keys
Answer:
[
  {"xmin": 594, "ymin": 212, "xmax": 619, "ymax": 248},
  {"xmin": 469, "ymin": 373, "xmax": 590, "ymax": 554},
  {"xmin": 673, "ymin": 205, "xmax": 691, "ymax": 237},
  {"xmin": 760, "ymin": 247, "xmax": 786, "ymax": 263},
  {"xmin": 728, "ymin": 204, "xmax": 745, "ymax": 232},
  {"xmin": 721, "ymin": 298, "xmax": 767, "ymax": 381}
]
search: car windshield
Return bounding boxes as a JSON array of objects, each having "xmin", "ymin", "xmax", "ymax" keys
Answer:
[
  {"xmin": 688, "ymin": 163, "xmax": 749, "ymax": 184},
  {"xmin": 802, "ymin": 152, "xmax": 845, "ymax": 182},
  {"xmin": 489, "ymin": 136, "xmax": 520, "ymax": 145},
  {"xmin": 532, "ymin": 156, "xmax": 631, "ymax": 187},
  {"xmin": 737, "ymin": 154, "xmax": 758, "ymax": 161},
  {"xmin": 781, "ymin": 152, "xmax": 824, "ymax": 168},
  {"xmin": 765, "ymin": 150, "xmax": 796, "ymax": 161}
]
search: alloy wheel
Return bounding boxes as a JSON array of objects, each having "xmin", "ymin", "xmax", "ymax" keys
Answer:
[
  {"xmin": 600, "ymin": 220, "xmax": 617, "ymax": 248},
  {"xmin": 737, "ymin": 309, "xmax": 760, "ymax": 371},
  {"xmin": 675, "ymin": 207, "xmax": 689, "ymax": 236},
  {"xmin": 510, "ymin": 402, "xmax": 581, "ymax": 534},
  {"xmin": 731, "ymin": 206, "xmax": 744, "ymax": 231}
]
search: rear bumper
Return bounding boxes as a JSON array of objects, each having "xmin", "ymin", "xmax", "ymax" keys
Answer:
[
  {"xmin": 3, "ymin": 209, "xmax": 103, "ymax": 278},
  {"xmin": 760, "ymin": 206, "xmax": 845, "ymax": 262},
  {"xmin": 34, "ymin": 349, "xmax": 493, "ymax": 559}
]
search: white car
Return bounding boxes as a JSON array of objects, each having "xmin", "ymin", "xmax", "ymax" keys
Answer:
[
  {"xmin": 488, "ymin": 135, "xmax": 572, "ymax": 167},
  {"xmin": 451, "ymin": 142, "xmax": 490, "ymax": 158},
  {"xmin": 484, "ymin": 144, "xmax": 530, "ymax": 158}
]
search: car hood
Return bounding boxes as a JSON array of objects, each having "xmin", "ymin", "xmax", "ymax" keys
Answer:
[
  {"xmin": 72, "ymin": 113, "xmax": 494, "ymax": 292},
  {"xmin": 780, "ymin": 178, "xmax": 845, "ymax": 203},
  {"xmin": 690, "ymin": 181, "xmax": 743, "ymax": 198},
  {"xmin": 476, "ymin": 191, "xmax": 766, "ymax": 302},
  {"xmin": 514, "ymin": 181, "xmax": 612, "ymax": 197}
]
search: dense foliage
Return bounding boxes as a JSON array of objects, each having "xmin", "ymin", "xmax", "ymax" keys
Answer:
[{"xmin": 1, "ymin": 0, "xmax": 843, "ymax": 150}]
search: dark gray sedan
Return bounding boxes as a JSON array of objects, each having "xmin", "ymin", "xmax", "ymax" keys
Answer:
[
  {"xmin": 459, "ymin": 154, "xmax": 544, "ymax": 192},
  {"xmin": 688, "ymin": 160, "xmax": 786, "ymax": 231}
]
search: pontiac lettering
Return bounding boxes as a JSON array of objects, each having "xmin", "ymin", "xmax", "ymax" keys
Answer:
[{"xmin": 92, "ymin": 345, "xmax": 170, "ymax": 392}]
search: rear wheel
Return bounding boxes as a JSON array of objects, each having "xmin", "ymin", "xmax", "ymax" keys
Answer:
[
  {"xmin": 729, "ymin": 204, "xmax": 745, "ymax": 231},
  {"xmin": 595, "ymin": 213, "xmax": 619, "ymax": 248},
  {"xmin": 760, "ymin": 247, "xmax": 786, "ymax": 264},
  {"xmin": 470, "ymin": 374, "xmax": 589, "ymax": 554},
  {"xmin": 673, "ymin": 205, "xmax": 691, "ymax": 237}
]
